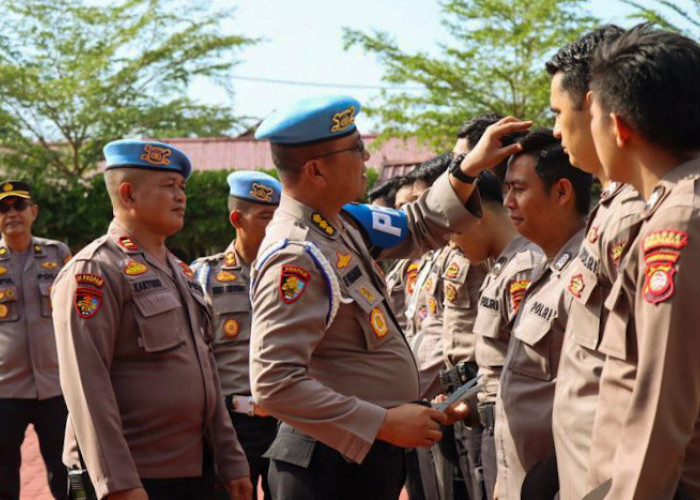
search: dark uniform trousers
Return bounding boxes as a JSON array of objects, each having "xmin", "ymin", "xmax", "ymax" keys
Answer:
[
  {"xmin": 0, "ymin": 396, "xmax": 67, "ymax": 500},
  {"xmin": 142, "ymin": 448, "xmax": 216, "ymax": 500},
  {"xmin": 266, "ymin": 424, "xmax": 405, "ymax": 500},
  {"xmin": 452, "ymin": 422, "xmax": 484, "ymax": 500},
  {"xmin": 478, "ymin": 403, "xmax": 497, "ymax": 500}
]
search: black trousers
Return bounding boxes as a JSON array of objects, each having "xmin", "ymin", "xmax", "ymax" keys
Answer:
[
  {"xmin": 226, "ymin": 412, "xmax": 277, "ymax": 500},
  {"xmin": 480, "ymin": 427, "xmax": 497, "ymax": 500},
  {"xmin": 267, "ymin": 434, "xmax": 405, "ymax": 500},
  {"xmin": 142, "ymin": 448, "xmax": 216, "ymax": 500},
  {"xmin": 0, "ymin": 396, "xmax": 68, "ymax": 500}
]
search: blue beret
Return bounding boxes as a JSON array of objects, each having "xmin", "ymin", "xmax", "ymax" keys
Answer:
[
  {"xmin": 227, "ymin": 171, "xmax": 281, "ymax": 205},
  {"xmin": 341, "ymin": 203, "xmax": 408, "ymax": 249},
  {"xmin": 103, "ymin": 139, "xmax": 192, "ymax": 179},
  {"xmin": 255, "ymin": 95, "xmax": 361, "ymax": 145}
]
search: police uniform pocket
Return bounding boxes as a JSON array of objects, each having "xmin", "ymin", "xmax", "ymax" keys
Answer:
[
  {"xmin": 212, "ymin": 293, "xmax": 251, "ymax": 344},
  {"xmin": 567, "ymin": 266, "xmax": 604, "ymax": 350},
  {"xmin": 510, "ymin": 313, "xmax": 555, "ymax": 381},
  {"xmin": 134, "ymin": 292, "xmax": 185, "ymax": 353},
  {"xmin": 263, "ymin": 424, "xmax": 316, "ymax": 467},
  {"xmin": 598, "ymin": 278, "xmax": 629, "ymax": 360},
  {"xmin": 39, "ymin": 282, "xmax": 53, "ymax": 317},
  {"xmin": 474, "ymin": 308, "xmax": 504, "ymax": 367},
  {"xmin": 0, "ymin": 286, "xmax": 19, "ymax": 322}
]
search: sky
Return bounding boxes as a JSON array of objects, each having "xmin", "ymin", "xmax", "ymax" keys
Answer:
[{"xmin": 191, "ymin": 0, "xmax": 692, "ymax": 133}]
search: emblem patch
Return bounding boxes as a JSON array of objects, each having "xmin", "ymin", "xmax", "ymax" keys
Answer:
[
  {"xmin": 423, "ymin": 277, "xmax": 434, "ymax": 293},
  {"xmin": 445, "ymin": 283, "xmax": 457, "ymax": 303},
  {"xmin": 224, "ymin": 252, "xmax": 237, "ymax": 267},
  {"xmin": 75, "ymin": 274, "xmax": 105, "ymax": 288},
  {"xmin": 223, "ymin": 318, "xmax": 240, "ymax": 338},
  {"xmin": 588, "ymin": 226, "xmax": 600, "ymax": 244},
  {"xmin": 359, "ymin": 286, "xmax": 376, "ymax": 304},
  {"xmin": 217, "ymin": 270, "xmax": 237, "ymax": 282},
  {"xmin": 445, "ymin": 262, "xmax": 460, "ymax": 279},
  {"xmin": 0, "ymin": 248, "xmax": 6, "ymax": 256},
  {"xmin": 330, "ymin": 106, "xmax": 356, "ymax": 132},
  {"xmin": 141, "ymin": 144, "xmax": 172, "ymax": 166},
  {"xmin": 311, "ymin": 213, "xmax": 335, "ymax": 236},
  {"xmin": 336, "ymin": 251, "xmax": 351, "ymax": 269},
  {"xmin": 0, "ymin": 266, "xmax": 7, "ymax": 275},
  {"xmin": 279, "ymin": 265, "xmax": 311, "ymax": 304},
  {"xmin": 509, "ymin": 279, "xmax": 530, "ymax": 312},
  {"xmin": 75, "ymin": 287, "xmax": 102, "ymax": 319},
  {"xmin": 641, "ymin": 229, "xmax": 688, "ymax": 304},
  {"xmin": 610, "ymin": 240, "xmax": 627, "ymax": 268},
  {"xmin": 118, "ymin": 236, "xmax": 138, "ymax": 251},
  {"xmin": 642, "ymin": 229, "xmax": 688, "ymax": 252},
  {"xmin": 568, "ymin": 274, "xmax": 585, "ymax": 299},
  {"xmin": 405, "ymin": 263, "xmax": 418, "ymax": 295},
  {"xmin": 0, "ymin": 304, "xmax": 7, "ymax": 318},
  {"xmin": 250, "ymin": 182, "xmax": 274, "ymax": 203},
  {"xmin": 124, "ymin": 260, "xmax": 148, "ymax": 276},
  {"xmin": 41, "ymin": 261, "xmax": 58, "ymax": 270},
  {"xmin": 428, "ymin": 296, "xmax": 437, "ymax": 315},
  {"xmin": 177, "ymin": 261, "xmax": 195, "ymax": 279},
  {"xmin": 369, "ymin": 307, "xmax": 388, "ymax": 338},
  {"xmin": 0, "ymin": 289, "xmax": 15, "ymax": 301}
]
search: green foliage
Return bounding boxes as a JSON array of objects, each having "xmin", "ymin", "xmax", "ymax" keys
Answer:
[
  {"xmin": 0, "ymin": 0, "xmax": 257, "ymax": 180},
  {"xmin": 343, "ymin": 0, "xmax": 597, "ymax": 150},
  {"xmin": 362, "ymin": 167, "xmax": 380, "ymax": 202},
  {"xmin": 620, "ymin": 0, "xmax": 700, "ymax": 36}
]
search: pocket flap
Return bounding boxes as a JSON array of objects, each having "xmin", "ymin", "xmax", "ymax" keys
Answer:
[
  {"xmin": 473, "ymin": 308, "xmax": 502, "ymax": 339},
  {"xmin": 134, "ymin": 291, "xmax": 181, "ymax": 318},
  {"xmin": 513, "ymin": 311, "xmax": 554, "ymax": 346},
  {"xmin": 263, "ymin": 425, "xmax": 316, "ymax": 467}
]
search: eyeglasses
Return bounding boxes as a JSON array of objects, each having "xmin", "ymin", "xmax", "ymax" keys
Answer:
[
  {"xmin": 0, "ymin": 199, "xmax": 31, "ymax": 214},
  {"xmin": 311, "ymin": 140, "xmax": 366, "ymax": 160}
]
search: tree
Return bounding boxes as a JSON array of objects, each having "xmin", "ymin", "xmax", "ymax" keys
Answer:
[
  {"xmin": 0, "ymin": 0, "xmax": 256, "ymax": 180},
  {"xmin": 344, "ymin": 0, "xmax": 597, "ymax": 150},
  {"xmin": 619, "ymin": 0, "xmax": 700, "ymax": 36}
]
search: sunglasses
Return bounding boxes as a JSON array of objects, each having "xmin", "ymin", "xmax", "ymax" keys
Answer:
[
  {"xmin": 0, "ymin": 199, "xmax": 31, "ymax": 214},
  {"xmin": 311, "ymin": 140, "xmax": 366, "ymax": 160}
]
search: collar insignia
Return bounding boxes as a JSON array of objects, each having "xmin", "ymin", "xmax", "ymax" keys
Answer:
[
  {"xmin": 311, "ymin": 212, "xmax": 335, "ymax": 236},
  {"xmin": 224, "ymin": 251, "xmax": 237, "ymax": 268},
  {"xmin": 118, "ymin": 236, "xmax": 138, "ymax": 252}
]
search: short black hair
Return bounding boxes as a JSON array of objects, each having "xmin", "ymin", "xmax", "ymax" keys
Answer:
[
  {"xmin": 368, "ymin": 177, "xmax": 399, "ymax": 206},
  {"xmin": 546, "ymin": 25, "xmax": 625, "ymax": 109},
  {"xmin": 408, "ymin": 152, "xmax": 453, "ymax": 187},
  {"xmin": 590, "ymin": 24, "xmax": 700, "ymax": 152},
  {"xmin": 457, "ymin": 114, "xmax": 502, "ymax": 149},
  {"xmin": 512, "ymin": 128, "xmax": 592, "ymax": 215},
  {"xmin": 476, "ymin": 170, "xmax": 503, "ymax": 205}
]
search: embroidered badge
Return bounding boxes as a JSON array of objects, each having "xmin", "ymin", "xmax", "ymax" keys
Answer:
[
  {"xmin": 0, "ymin": 248, "xmax": 6, "ymax": 256},
  {"xmin": 74, "ymin": 273, "xmax": 104, "ymax": 319},
  {"xmin": 642, "ymin": 229, "xmax": 688, "ymax": 252},
  {"xmin": 141, "ymin": 144, "xmax": 172, "ymax": 166},
  {"xmin": 41, "ymin": 261, "xmax": 58, "ymax": 270},
  {"xmin": 223, "ymin": 318, "xmax": 240, "ymax": 338},
  {"xmin": 428, "ymin": 296, "xmax": 437, "ymax": 315},
  {"xmin": 588, "ymin": 226, "xmax": 600, "ymax": 244},
  {"xmin": 33, "ymin": 245, "xmax": 42, "ymax": 254},
  {"xmin": 445, "ymin": 283, "xmax": 457, "ymax": 303},
  {"xmin": 330, "ymin": 106, "xmax": 356, "ymax": 132},
  {"xmin": 311, "ymin": 213, "xmax": 335, "ymax": 236},
  {"xmin": 405, "ymin": 263, "xmax": 418, "ymax": 295},
  {"xmin": 177, "ymin": 261, "xmax": 195, "ymax": 279},
  {"xmin": 369, "ymin": 307, "xmax": 388, "ymax": 338},
  {"xmin": 423, "ymin": 277, "xmax": 434, "ymax": 292},
  {"xmin": 610, "ymin": 240, "xmax": 627, "ymax": 268},
  {"xmin": 336, "ymin": 251, "xmax": 351, "ymax": 269},
  {"xmin": 279, "ymin": 265, "xmax": 311, "ymax": 304},
  {"xmin": 217, "ymin": 270, "xmax": 237, "ymax": 282},
  {"xmin": 0, "ymin": 266, "xmax": 7, "ymax": 275},
  {"xmin": 75, "ymin": 273, "xmax": 105, "ymax": 288},
  {"xmin": 568, "ymin": 274, "xmax": 585, "ymax": 299},
  {"xmin": 0, "ymin": 304, "xmax": 8, "ymax": 318},
  {"xmin": 359, "ymin": 286, "xmax": 375, "ymax": 304},
  {"xmin": 124, "ymin": 260, "xmax": 148, "ymax": 276},
  {"xmin": 509, "ymin": 279, "xmax": 530, "ymax": 312},
  {"xmin": 445, "ymin": 261, "xmax": 460, "ymax": 279},
  {"xmin": 118, "ymin": 236, "xmax": 138, "ymax": 251},
  {"xmin": 224, "ymin": 251, "xmax": 237, "ymax": 268},
  {"xmin": 250, "ymin": 182, "xmax": 274, "ymax": 203},
  {"xmin": 641, "ymin": 229, "xmax": 688, "ymax": 304},
  {"xmin": 0, "ymin": 289, "xmax": 15, "ymax": 301}
]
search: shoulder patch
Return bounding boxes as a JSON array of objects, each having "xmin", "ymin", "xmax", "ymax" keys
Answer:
[
  {"xmin": 641, "ymin": 229, "xmax": 688, "ymax": 304},
  {"xmin": 509, "ymin": 279, "xmax": 529, "ymax": 313},
  {"xmin": 279, "ymin": 265, "xmax": 311, "ymax": 303},
  {"xmin": 74, "ymin": 273, "xmax": 104, "ymax": 319}
]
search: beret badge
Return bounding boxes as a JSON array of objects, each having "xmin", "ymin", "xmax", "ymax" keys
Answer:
[{"xmin": 330, "ymin": 106, "xmax": 356, "ymax": 132}]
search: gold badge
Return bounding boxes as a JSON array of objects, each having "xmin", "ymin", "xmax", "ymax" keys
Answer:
[
  {"xmin": 141, "ymin": 144, "xmax": 172, "ymax": 166},
  {"xmin": 610, "ymin": 240, "xmax": 627, "ymax": 268},
  {"xmin": 369, "ymin": 307, "xmax": 388, "ymax": 338},
  {"xmin": 311, "ymin": 213, "xmax": 335, "ymax": 236},
  {"xmin": 0, "ymin": 304, "xmax": 8, "ymax": 318},
  {"xmin": 0, "ymin": 248, "xmax": 6, "ymax": 256},
  {"xmin": 568, "ymin": 274, "xmax": 585, "ymax": 298},
  {"xmin": 359, "ymin": 286, "xmax": 375, "ymax": 304},
  {"xmin": 445, "ymin": 262, "xmax": 460, "ymax": 279},
  {"xmin": 588, "ymin": 226, "xmax": 599, "ymax": 244},
  {"xmin": 509, "ymin": 279, "xmax": 530, "ymax": 312},
  {"xmin": 34, "ymin": 245, "xmax": 42, "ymax": 254},
  {"xmin": 224, "ymin": 252, "xmax": 237, "ymax": 267},
  {"xmin": 0, "ymin": 266, "xmax": 7, "ymax": 275},
  {"xmin": 124, "ymin": 260, "xmax": 148, "ymax": 276},
  {"xmin": 330, "ymin": 106, "xmax": 356, "ymax": 132},
  {"xmin": 336, "ymin": 251, "xmax": 351, "ymax": 269},
  {"xmin": 41, "ymin": 261, "xmax": 59, "ymax": 270},
  {"xmin": 118, "ymin": 236, "xmax": 138, "ymax": 251},
  {"xmin": 428, "ymin": 296, "xmax": 437, "ymax": 315},
  {"xmin": 217, "ymin": 270, "xmax": 237, "ymax": 282},
  {"xmin": 223, "ymin": 319, "xmax": 240, "ymax": 338},
  {"xmin": 2, "ymin": 183, "xmax": 11, "ymax": 192},
  {"xmin": 250, "ymin": 182, "xmax": 274, "ymax": 203},
  {"xmin": 445, "ymin": 283, "xmax": 457, "ymax": 303}
]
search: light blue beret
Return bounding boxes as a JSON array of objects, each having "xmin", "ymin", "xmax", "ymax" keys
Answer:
[
  {"xmin": 103, "ymin": 139, "xmax": 192, "ymax": 179},
  {"xmin": 255, "ymin": 95, "xmax": 362, "ymax": 145},
  {"xmin": 227, "ymin": 171, "xmax": 281, "ymax": 205},
  {"xmin": 341, "ymin": 202, "xmax": 408, "ymax": 249}
]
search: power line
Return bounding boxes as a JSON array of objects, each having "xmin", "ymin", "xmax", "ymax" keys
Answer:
[{"xmin": 231, "ymin": 75, "xmax": 424, "ymax": 91}]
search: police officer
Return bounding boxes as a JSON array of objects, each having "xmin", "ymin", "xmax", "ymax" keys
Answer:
[
  {"xmin": 249, "ymin": 95, "xmax": 531, "ymax": 499},
  {"xmin": 493, "ymin": 129, "xmax": 592, "ymax": 499},
  {"xmin": 585, "ymin": 26, "xmax": 700, "ymax": 498},
  {"xmin": 52, "ymin": 140, "xmax": 252, "ymax": 500},
  {"xmin": 0, "ymin": 181, "xmax": 71, "ymax": 500},
  {"xmin": 544, "ymin": 26, "xmax": 646, "ymax": 500},
  {"xmin": 191, "ymin": 171, "xmax": 282, "ymax": 499}
]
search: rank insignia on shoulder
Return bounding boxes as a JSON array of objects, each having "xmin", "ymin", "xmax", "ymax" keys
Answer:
[
  {"xmin": 124, "ymin": 260, "xmax": 148, "ymax": 276},
  {"xmin": 223, "ymin": 318, "xmax": 240, "ymax": 338},
  {"xmin": 279, "ymin": 265, "xmax": 311, "ymax": 304},
  {"xmin": 177, "ymin": 261, "xmax": 195, "ymax": 279},
  {"xmin": 118, "ymin": 236, "xmax": 138, "ymax": 251},
  {"xmin": 369, "ymin": 307, "xmax": 388, "ymax": 338},
  {"xmin": 41, "ymin": 261, "xmax": 58, "ymax": 270},
  {"xmin": 0, "ymin": 266, "xmax": 7, "ymax": 275},
  {"xmin": 311, "ymin": 212, "xmax": 335, "ymax": 236},
  {"xmin": 217, "ymin": 270, "xmax": 237, "ymax": 282},
  {"xmin": 224, "ymin": 251, "xmax": 237, "ymax": 268},
  {"xmin": 568, "ymin": 274, "xmax": 585, "ymax": 299},
  {"xmin": 445, "ymin": 262, "xmax": 460, "ymax": 279},
  {"xmin": 428, "ymin": 296, "xmax": 437, "ymax": 315},
  {"xmin": 554, "ymin": 252, "xmax": 571, "ymax": 271},
  {"xmin": 588, "ymin": 226, "xmax": 599, "ymax": 244},
  {"xmin": 336, "ymin": 251, "xmax": 351, "ymax": 269},
  {"xmin": 509, "ymin": 279, "xmax": 529, "ymax": 312},
  {"xmin": 445, "ymin": 283, "xmax": 457, "ymax": 303}
]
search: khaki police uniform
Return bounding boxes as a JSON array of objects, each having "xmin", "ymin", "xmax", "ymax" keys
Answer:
[
  {"xmin": 385, "ymin": 258, "xmax": 418, "ymax": 332},
  {"xmin": 53, "ymin": 221, "xmax": 249, "ymax": 499},
  {"xmin": 404, "ymin": 250, "xmax": 437, "ymax": 342},
  {"xmin": 551, "ymin": 183, "xmax": 643, "ymax": 500},
  {"xmin": 249, "ymin": 173, "xmax": 480, "ymax": 498},
  {"xmin": 469, "ymin": 236, "xmax": 541, "ymax": 500},
  {"xmin": 494, "ymin": 229, "xmax": 584, "ymax": 499},
  {"xmin": 585, "ymin": 159, "xmax": 700, "ymax": 498},
  {"xmin": 0, "ymin": 237, "xmax": 71, "ymax": 500}
]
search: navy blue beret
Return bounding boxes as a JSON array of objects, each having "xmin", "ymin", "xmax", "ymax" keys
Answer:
[{"xmin": 103, "ymin": 139, "xmax": 192, "ymax": 179}]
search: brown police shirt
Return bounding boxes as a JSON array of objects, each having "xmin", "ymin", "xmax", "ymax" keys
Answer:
[
  {"xmin": 586, "ymin": 159, "xmax": 700, "ymax": 498},
  {"xmin": 552, "ymin": 183, "xmax": 643, "ymax": 500},
  {"xmin": 53, "ymin": 220, "xmax": 248, "ymax": 499},
  {"xmin": 0, "ymin": 237, "xmax": 71, "ymax": 399},
  {"xmin": 250, "ymin": 173, "xmax": 480, "ymax": 463},
  {"xmin": 384, "ymin": 258, "xmax": 417, "ymax": 332},
  {"xmin": 494, "ymin": 229, "xmax": 584, "ymax": 499}
]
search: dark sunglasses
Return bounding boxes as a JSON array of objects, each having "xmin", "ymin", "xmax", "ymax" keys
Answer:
[
  {"xmin": 0, "ymin": 199, "xmax": 31, "ymax": 214},
  {"xmin": 311, "ymin": 140, "xmax": 366, "ymax": 160}
]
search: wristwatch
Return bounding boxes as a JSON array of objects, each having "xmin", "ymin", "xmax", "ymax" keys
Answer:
[{"xmin": 448, "ymin": 152, "xmax": 478, "ymax": 184}]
